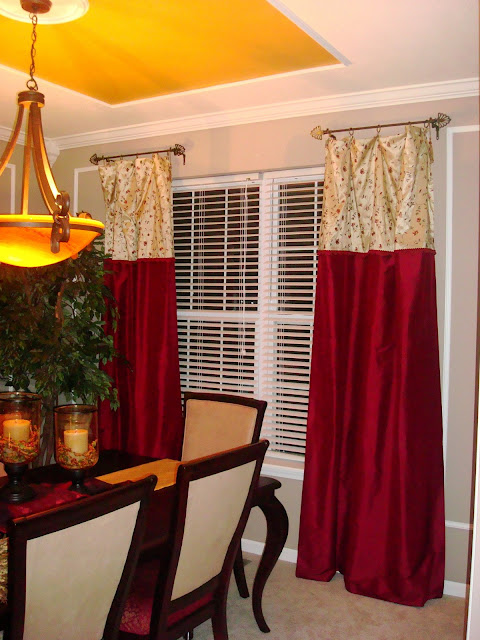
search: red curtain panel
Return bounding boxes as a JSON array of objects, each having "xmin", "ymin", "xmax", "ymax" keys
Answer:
[
  {"xmin": 97, "ymin": 156, "xmax": 183, "ymax": 460},
  {"xmin": 297, "ymin": 249, "xmax": 444, "ymax": 605},
  {"xmin": 99, "ymin": 258, "xmax": 183, "ymax": 459},
  {"xmin": 297, "ymin": 127, "xmax": 445, "ymax": 606}
]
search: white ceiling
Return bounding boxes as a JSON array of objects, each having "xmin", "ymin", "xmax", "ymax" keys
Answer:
[{"xmin": 0, "ymin": 0, "xmax": 478, "ymax": 145}]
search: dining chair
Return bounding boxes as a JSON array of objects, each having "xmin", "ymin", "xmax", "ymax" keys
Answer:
[
  {"xmin": 181, "ymin": 391, "xmax": 267, "ymax": 462},
  {"xmin": 3, "ymin": 474, "xmax": 157, "ymax": 640},
  {"xmin": 119, "ymin": 440, "xmax": 269, "ymax": 640},
  {"xmin": 180, "ymin": 391, "xmax": 267, "ymax": 600}
]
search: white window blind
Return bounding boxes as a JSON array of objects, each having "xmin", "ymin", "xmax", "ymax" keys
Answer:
[{"xmin": 173, "ymin": 169, "xmax": 324, "ymax": 460}]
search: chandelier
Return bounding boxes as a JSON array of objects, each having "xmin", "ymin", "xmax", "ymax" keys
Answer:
[{"xmin": 0, "ymin": 0, "xmax": 103, "ymax": 268}]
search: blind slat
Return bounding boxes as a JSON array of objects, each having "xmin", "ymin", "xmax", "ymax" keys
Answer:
[{"xmin": 173, "ymin": 172, "xmax": 323, "ymax": 457}]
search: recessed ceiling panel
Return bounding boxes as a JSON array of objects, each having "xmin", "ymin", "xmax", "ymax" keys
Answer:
[{"xmin": 0, "ymin": 0, "xmax": 339, "ymax": 104}]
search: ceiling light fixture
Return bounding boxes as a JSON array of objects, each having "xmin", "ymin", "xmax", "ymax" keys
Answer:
[
  {"xmin": 0, "ymin": 0, "xmax": 89, "ymax": 24},
  {"xmin": 0, "ymin": 0, "xmax": 103, "ymax": 268}
]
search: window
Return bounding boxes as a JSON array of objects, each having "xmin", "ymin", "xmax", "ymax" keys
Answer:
[{"xmin": 173, "ymin": 168, "xmax": 324, "ymax": 460}]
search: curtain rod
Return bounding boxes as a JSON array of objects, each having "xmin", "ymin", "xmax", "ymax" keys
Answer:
[
  {"xmin": 310, "ymin": 112, "xmax": 451, "ymax": 141},
  {"xmin": 89, "ymin": 144, "xmax": 186, "ymax": 166}
]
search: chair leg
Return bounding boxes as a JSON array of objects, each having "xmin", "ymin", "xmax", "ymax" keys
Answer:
[
  {"xmin": 211, "ymin": 606, "xmax": 228, "ymax": 640},
  {"xmin": 183, "ymin": 632, "xmax": 194, "ymax": 640},
  {"xmin": 233, "ymin": 546, "xmax": 249, "ymax": 598}
]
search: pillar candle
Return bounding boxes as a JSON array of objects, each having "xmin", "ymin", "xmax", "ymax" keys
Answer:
[
  {"xmin": 3, "ymin": 418, "xmax": 31, "ymax": 442},
  {"xmin": 64, "ymin": 429, "xmax": 88, "ymax": 455}
]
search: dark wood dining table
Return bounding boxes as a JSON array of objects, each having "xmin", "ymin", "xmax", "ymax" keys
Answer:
[{"xmin": 1, "ymin": 449, "xmax": 289, "ymax": 634}]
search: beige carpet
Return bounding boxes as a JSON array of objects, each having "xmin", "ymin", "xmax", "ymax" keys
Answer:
[{"xmin": 193, "ymin": 553, "xmax": 466, "ymax": 640}]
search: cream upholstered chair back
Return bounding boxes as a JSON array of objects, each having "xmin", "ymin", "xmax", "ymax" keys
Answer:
[
  {"xmin": 173, "ymin": 455, "xmax": 256, "ymax": 599},
  {"xmin": 181, "ymin": 392, "xmax": 267, "ymax": 461},
  {"xmin": 5, "ymin": 475, "xmax": 156, "ymax": 640},
  {"xmin": 127, "ymin": 441, "xmax": 268, "ymax": 640}
]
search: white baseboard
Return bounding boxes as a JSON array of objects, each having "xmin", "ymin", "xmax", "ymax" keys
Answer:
[
  {"xmin": 242, "ymin": 538, "xmax": 467, "ymax": 599},
  {"xmin": 242, "ymin": 538, "xmax": 298, "ymax": 563},
  {"xmin": 444, "ymin": 580, "xmax": 467, "ymax": 598}
]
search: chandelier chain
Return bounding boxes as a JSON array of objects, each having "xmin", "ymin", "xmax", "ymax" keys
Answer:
[{"xmin": 27, "ymin": 13, "xmax": 38, "ymax": 91}]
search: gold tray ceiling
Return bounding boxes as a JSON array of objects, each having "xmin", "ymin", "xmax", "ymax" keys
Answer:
[{"xmin": 0, "ymin": 0, "xmax": 339, "ymax": 104}]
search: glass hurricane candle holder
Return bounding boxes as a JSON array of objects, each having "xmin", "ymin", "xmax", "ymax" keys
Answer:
[
  {"xmin": 54, "ymin": 404, "xmax": 99, "ymax": 493},
  {"xmin": 0, "ymin": 392, "xmax": 41, "ymax": 503}
]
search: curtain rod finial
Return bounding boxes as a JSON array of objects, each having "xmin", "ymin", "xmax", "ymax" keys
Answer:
[
  {"xmin": 172, "ymin": 144, "xmax": 186, "ymax": 165},
  {"xmin": 310, "ymin": 126, "xmax": 323, "ymax": 140},
  {"xmin": 431, "ymin": 113, "xmax": 451, "ymax": 139}
]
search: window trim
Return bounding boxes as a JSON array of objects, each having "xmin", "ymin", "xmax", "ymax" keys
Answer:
[{"xmin": 173, "ymin": 166, "xmax": 325, "ymax": 466}]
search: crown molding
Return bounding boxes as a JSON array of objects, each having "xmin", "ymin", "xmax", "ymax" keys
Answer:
[
  {"xmin": 54, "ymin": 77, "xmax": 479, "ymax": 150},
  {"xmin": 2, "ymin": 78, "xmax": 478, "ymax": 151},
  {"xmin": 0, "ymin": 127, "xmax": 26, "ymax": 145},
  {"xmin": 0, "ymin": 128, "xmax": 60, "ymax": 165}
]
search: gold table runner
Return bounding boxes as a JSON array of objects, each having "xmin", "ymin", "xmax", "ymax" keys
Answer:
[{"xmin": 96, "ymin": 459, "xmax": 180, "ymax": 492}]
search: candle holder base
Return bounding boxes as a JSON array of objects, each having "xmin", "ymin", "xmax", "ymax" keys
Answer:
[
  {"xmin": 0, "ymin": 462, "xmax": 36, "ymax": 504},
  {"xmin": 68, "ymin": 468, "xmax": 92, "ymax": 494}
]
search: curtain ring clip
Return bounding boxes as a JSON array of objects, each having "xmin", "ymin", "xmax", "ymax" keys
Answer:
[{"xmin": 376, "ymin": 124, "xmax": 381, "ymax": 134}]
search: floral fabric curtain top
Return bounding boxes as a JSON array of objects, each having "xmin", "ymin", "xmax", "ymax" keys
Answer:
[
  {"xmin": 99, "ymin": 154, "xmax": 174, "ymax": 260},
  {"xmin": 320, "ymin": 125, "xmax": 434, "ymax": 252}
]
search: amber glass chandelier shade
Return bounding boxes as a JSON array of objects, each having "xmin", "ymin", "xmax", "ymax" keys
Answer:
[{"xmin": 0, "ymin": 215, "xmax": 103, "ymax": 267}]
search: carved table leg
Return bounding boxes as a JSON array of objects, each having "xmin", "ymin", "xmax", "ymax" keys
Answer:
[
  {"xmin": 252, "ymin": 495, "xmax": 289, "ymax": 633},
  {"xmin": 234, "ymin": 546, "xmax": 250, "ymax": 598}
]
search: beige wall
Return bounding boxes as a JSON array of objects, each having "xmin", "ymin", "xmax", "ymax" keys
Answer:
[
  {"xmin": 5, "ymin": 94, "xmax": 478, "ymax": 585},
  {"xmin": 0, "ymin": 163, "xmax": 14, "ymax": 211},
  {"xmin": 0, "ymin": 144, "xmax": 48, "ymax": 215}
]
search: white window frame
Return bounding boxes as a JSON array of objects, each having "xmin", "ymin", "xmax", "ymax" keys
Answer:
[{"xmin": 173, "ymin": 166, "xmax": 324, "ymax": 473}]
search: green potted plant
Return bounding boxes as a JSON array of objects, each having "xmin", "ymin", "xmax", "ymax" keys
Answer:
[{"xmin": 0, "ymin": 240, "xmax": 119, "ymax": 465}]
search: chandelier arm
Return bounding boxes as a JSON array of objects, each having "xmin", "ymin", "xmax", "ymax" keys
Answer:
[
  {"xmin": 30, "ymin": 102, "xmax": 62, "ymax": 215},
  {"xmin": 21, "ymin": 109, "xmax": 34, "ymax": 215},
  {"xmin": 0, "ymin": 104, "xmax": 25, "ymax": 176}
]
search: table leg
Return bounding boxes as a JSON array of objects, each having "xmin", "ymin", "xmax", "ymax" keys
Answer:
[
  {"xmin": 252, "ymin": 495, "xmax": 289, "ymax": 633},
  {"xmin": 234, "ymin": 546, "xmax": 250, "ymax": 598}
]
